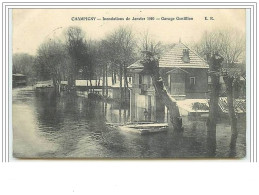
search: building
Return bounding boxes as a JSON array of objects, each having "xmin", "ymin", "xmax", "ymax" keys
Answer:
[
  {"xmin": 75, "ymin": 79, "xmax": 112, "ymax": 93},
  {"xmin": 75, "ymin": 79, "xmax": 112, "ymax": 97},
  {"xmin": 75, "ymin": 77, "xmax": 132, "ymax": 101},
  {"xmin": 108, "ymin": 78, "xmax": 132, "ymax": 102},
  {"xmin": 128, "ymin": 41, "xmax": 209, "ymax": 122},
  {"xmin": 219, "ymin": 63, "xmax": 246, "ymax": 98},
  {"xmin": 12, "ymin": 74, "xmax": 27, "ymax": 87}
]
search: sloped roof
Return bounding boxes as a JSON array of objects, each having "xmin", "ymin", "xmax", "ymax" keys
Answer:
[
  {"xmin": 127, "ymin": 60, "xmax": 144, "ymax": 69},
  {"xmin": 159, "ymin": 42, "xmax": 209, "ymax": 68}
]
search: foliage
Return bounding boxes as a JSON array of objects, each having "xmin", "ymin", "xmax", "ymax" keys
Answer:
[
  {"xmin": 195, "ymin": 28, "xmax": 245, "ymax": 65},
  {"xmin": 12, "ymin": 53, "xmax": 35, "ymax": 78},
  {"xmin": 64, "ymin": 26, "xmax": 89, "ymax": 72},
  {"xmin": 34, "ymin": 39, "xmax": 68, "ymax": 89},
  {"xmin": 104, "ymin": 26, "xmax": 137, "ymax": 68},
  {"xmin": 13, "ymin": 25, "xmax": 173, "ymax": 87},
  {"xmin": 137, "ymin": 30, "xmax": 163, "ymax": 58},
  {"xmin": 195, "ymin": 28, "xmax": 245, "ymax": 156}
]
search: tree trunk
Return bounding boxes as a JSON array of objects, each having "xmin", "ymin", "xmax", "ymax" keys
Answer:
[
  {"xmin": 98, "ymin": 74, "xmax": 101, "ymax": 86},
  {"xmin": 102, "ymin": 66, "xmax": 105, "ymax": 96},
  {"xmin": 142, "ymin": 56, "xmax": 183, "ymax": 131},
  {"xmin": 112, "ymin": 71, "xmax": 115, "ymax": 85},
  {"xmin": 68, "ymin": 63, "xmax": 76, "ymax": 92},
  {"xmin": 89, "ymin": 79, "xmax": 93, "ymax": 93},
  {"xmin": 123, "ymin": 62, "xmax": 128, "ymax": 106},
  {"xmin": 206, "ymin": 73, "xmax": 220, "ymax": 156},
  {"xmin": 206, "ymin": 53, "xmax": 224, "ymax": 157},
  {"xmin": 105, "ymin": 63, "xmax": 108, "ymax": 96},
  {"xmin": 119, "ymin": 64, "xmax": 123, "ymax": 123},
  {"xmin": 52, "ymin": 74, "xmax": 61, "ymax": 96},
  {"xmin": 223, "ymin": 76, "xmax": 238, "ymax": 157},
  {"xmin": 52, "ymin": 77, "xmax": 57, "ymax": 93},
  {"xmin": 123, "ymin": 63, "xmax": 128, "ymax": 123},
  {"xmin": 68, "ymin": 73, "xmax": 73, "ymax": 90}
]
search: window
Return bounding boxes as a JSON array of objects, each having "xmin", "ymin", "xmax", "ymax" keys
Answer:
[{"xmin": 190, "ymin": 77, "xmax": 196, "ymax": 85}]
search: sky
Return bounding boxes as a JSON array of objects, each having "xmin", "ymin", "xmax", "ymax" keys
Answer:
[{"xmin": 12, "ymin": 9, "xmax": 246, "ymax": 55}]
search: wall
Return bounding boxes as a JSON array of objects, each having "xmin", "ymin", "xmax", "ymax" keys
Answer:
[
  {"xmin": 110, "ymin": 88, "xmax": 130, "ymax": 101},
  {"xmin": 184, "ymin": 68, "xmax": 208, "ymax": 99},
  {"xmin": 129, "ymin": 67, "xmax": 208, "ymax": 123},
  {"xmin": 159, "ymin": 68, "xmax": 208, "ymax": 99},
  {"xmin": 130, "ymin": 72, "xmax": 157, "ymax": 122}
]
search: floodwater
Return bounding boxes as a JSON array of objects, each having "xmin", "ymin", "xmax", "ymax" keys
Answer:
[{"xmin": 12, "ymin": 87, "xmax": 246, "ymax": 159}]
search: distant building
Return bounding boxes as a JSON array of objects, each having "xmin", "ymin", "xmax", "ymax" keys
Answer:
[
  {"xmin": 128, "ymin": 41, "xmax": 209, "ymax": 122},
  {"xmin": 75, "ymin": 78, "xmax": 112, "ymax": 91},
  {"xmin": 218, "ymin": 63, "xmax": 246, "ymax": 98},
  {"xmin": 34, "ymin": 80, "xmax": 54, "ymax": 93},
  {"xmin": 13, "ymin": 74, "xmax": 27, "ymax": 87},
  {"xmin": 75, "ymin": 77, "xmax": 132, "ymax": 100},
  {"xmin": 108, "ymin": 78, "xmax": 132, "ymax": 102}
]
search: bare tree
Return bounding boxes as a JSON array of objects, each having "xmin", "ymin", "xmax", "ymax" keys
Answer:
[
  {"xmin": 196, "ymin": 28, "xmax": 246, "ymax": 156},
  {"xmin": 206, "ymin": 52, "xmax": 224, "ymax": 156},
  {"xmin": 105, "ymin": 26, "xmax": 136, "ymax": 121},
  {"xmin": 136, "ymin": 30, "xmax": 183, "ymax": 130},
  {"xmin": 100, "ymin": 26, "xmax": 136, "ymax": 121},
  {"xmin": 141, "ymin": 51, "xmax": 183, "ymax": 130},
  {"xmin": 35, "ymin": 39, "xmax": 67, "ymax": 94},
  {"xmin": 64, "ymin": 26, "xmax": 90, "ymax": 90},
  {"xmin": 197, "ymin": 29, "xmax": 245, "ymax": 64},
  {"xmin": 13, "ymin": 53, "xmax": 35, "ymax": 83},
  {"xmin": 138, "ymin": 30, "xmax": 163, "ymax": 57},
  {"xmin": 106, "ymin": 26, "xmax": 136, "ymax": 88}
]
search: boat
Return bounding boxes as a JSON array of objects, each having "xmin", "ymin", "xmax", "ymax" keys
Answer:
[{"xmin": 108, "ymin": 122, "xmax": 169, "ymax": 135}]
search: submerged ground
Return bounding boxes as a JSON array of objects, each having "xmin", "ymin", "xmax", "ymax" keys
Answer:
[{"xmin": 12, "ymin": 87, "xmax": 246, "ymax": 159}]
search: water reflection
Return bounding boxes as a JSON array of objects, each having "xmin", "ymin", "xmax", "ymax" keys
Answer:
[{"xmin": 12, "ymin": 87, "xmax": 246, "ymax": 159}]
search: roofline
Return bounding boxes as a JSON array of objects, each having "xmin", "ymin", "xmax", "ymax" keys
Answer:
[
  {"xmin": 128, "ymin": 65, "xmax": 209, "ymax": 69},
  {"xmin": 127, "ymin": 67, "xmax": 143, "ymax": 69},
  {"xmin": 166, "ymin": 68, "xmax": 190, "ymax": 74},
  {"xmin": 158, "ymin": 42, "xmax": 209, "ymax": 68},
  {"xmin": 159, "ymin": 65, "xmax": 209, "ymax": 69},
  {"xmin": 180, "ymin": 42, "xmax": 209, "ymax": 65}
]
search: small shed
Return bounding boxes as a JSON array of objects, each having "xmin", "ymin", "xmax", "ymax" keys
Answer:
[{"xmin": 13, "ymin": 74, "xmax": 27, "ymax": 87}]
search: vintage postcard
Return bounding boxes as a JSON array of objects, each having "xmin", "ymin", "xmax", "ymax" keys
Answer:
[{"xmin": 12, "ymin": 8, "xmax": 246, "ymax": 159}]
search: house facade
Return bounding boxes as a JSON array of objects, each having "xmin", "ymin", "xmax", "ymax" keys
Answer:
[{"xmin": 128, "ymin": 42, "xmax": 209, "ymax": 122}]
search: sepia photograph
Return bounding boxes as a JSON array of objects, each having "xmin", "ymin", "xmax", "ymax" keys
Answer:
[{"xmin": 12, "ymin": 8, "xmax": 246, "ymax": 159}]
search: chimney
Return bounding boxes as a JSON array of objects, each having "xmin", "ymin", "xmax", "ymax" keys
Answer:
[{"xmin": 182, "ymin": 49, "xmax": 190, "ymax": 63}]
